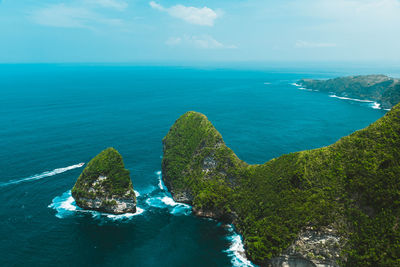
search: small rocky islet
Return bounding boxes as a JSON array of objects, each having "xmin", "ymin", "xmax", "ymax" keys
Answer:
[{"xmin": 71, "ymin": 147, "xmax": 136, "ymax": 214}]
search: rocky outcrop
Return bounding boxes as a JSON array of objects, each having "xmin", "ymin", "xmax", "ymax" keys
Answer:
[
  {"xmin": 270, "ymin": 227, "xmax": 345, "ymax": 267},
  {"xmin": 161, "ymin": 111, "xmax": 246, "ymax": 219},
  {"xmin": 72, "ymin": 147, "xmax": 136, "ymax": 214}
]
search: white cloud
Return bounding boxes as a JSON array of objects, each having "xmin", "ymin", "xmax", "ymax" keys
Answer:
[
  {"xmin": 166, "ymin": 35, "xmax": 237, "ymax": 49},
  {"xmin": 295, "ymin": 40, "xmax": 336, "ymax": 48},
  {"xmin": 295, "ymin": 0, "xmax": 400, "ymax": 28},
  {"xmin": 31, "ymin": 2, "xmax": 125, "ymax": 29},
  {"xmin": 149, "ymin": 1, "xmax": 218, "ymax": 26},
  {"xmin": 149, "ymin": 1, "xmax": 163, "ymax": 10},
  {"xmin": 85, "ymin": 0, "xmax": 128, "ymax": 11}
]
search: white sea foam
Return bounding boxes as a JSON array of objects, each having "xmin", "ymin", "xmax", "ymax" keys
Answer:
[
  {"xmin": 0, "ymin": 163, "xmax": 85, "ymax": 187},
  {"xmin": 155, "ymin": 170, "xmax": 166, "ymax": 190},
  {"xmin": 146, "ymin": 195, "xmax": 191, "ymax": 215},
  {"xmin": 145, "ymin": 196, "xmax": 166, "ymax": 208},
  {"xmin": 104, "ymin": 207, "xmax": 145, "ymax": 220},
  {"xmin": 49, "ymin": 190, "xmax": 145, "ymax": 220},
  {"xmin": 48, "ymin": 190, "xmax": 77, "ymax": 218},
  {"xmin": 161, "ymin": 196, "xmax": 177, "ymax": 206},
  {"xmin": 329, "ymin": 94, "xmax": 374, "ymax": 103},
  {"xmin": 79, "ymin": 207, "xmax": 145, "ymax": 221},
  {"xmin": 225, "ymin": 225, "xmax": 255, "ymax": 267},
  {"xmin": 170, "ymin": 205, "xmax": 192, "ymax": 215},
  {"xmin": 290, "ymin": 81, "xmax": 317, "ymax": 91},
  {"xmin": 134, "ymin": 190, "xmax": 140, "ymax": 197},
  {"xmin": 371, "ymin": 102, "xmax": 381, "ymax": 109},
  {"xmin": 328, "ymin": 94, "xmax": 387, "ymax": 110},
  {"xmin": 263, "ymin": 82, "xmax": 271, "ymax": 85}
]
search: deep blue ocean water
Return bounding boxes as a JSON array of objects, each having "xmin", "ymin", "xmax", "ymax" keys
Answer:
[{"xmin": 0, "ymin": 65, "xmax": 389, "ymax": 266}]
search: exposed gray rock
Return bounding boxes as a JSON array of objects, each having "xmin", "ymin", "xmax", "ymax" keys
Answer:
[
  {"xmin": 77, "ymin": 175, "xmax": 136, "ymax": 214},
  {"xmin": 172, "ymin": 191, "xmax": 193, "ymax": 204},
  {"xmin": 72, "ymin": 147, "xmax": 136, "ymax": 215},
  {"xmin": 270, "ymin": 226, "xmax": 345, "ymax": 267}
]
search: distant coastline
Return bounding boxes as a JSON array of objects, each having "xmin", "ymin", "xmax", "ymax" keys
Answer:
[{"xmin": 297, "ymin": 74, "xmax": 400, "ymax": 110}]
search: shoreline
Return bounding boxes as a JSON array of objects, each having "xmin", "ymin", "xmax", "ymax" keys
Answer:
[{"xmin": 291, "ymin": 82, "xmax": 391, "ymax": 111}]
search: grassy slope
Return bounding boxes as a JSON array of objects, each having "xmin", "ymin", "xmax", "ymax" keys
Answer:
[
  {"xmin": 72, "ymin": 147, "xmax": 135, "ymax": 200},
  {"xmin": 162, "ymin": 105, "xmax": 400, "ymax": 266}
]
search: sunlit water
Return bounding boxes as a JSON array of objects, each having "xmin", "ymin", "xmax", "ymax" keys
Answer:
[{"xmin": 0, "ymin": 65, "xmax": 387, "ymax": 266}]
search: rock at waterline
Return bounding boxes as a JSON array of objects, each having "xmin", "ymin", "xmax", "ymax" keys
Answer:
[{"xmin": 71, "ymin": 147, "xmax": 136, "ymax": 214}]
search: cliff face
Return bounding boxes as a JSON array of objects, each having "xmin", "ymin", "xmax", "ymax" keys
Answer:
[
  {"xmin": 72, "ymin": 147, "xmax": 136, "ymax": 214},
  {"xmin": 270, "ymin": 226, "xmax": 344, "ymax": 267},
  {"xmin": 161, "ymin": 111, "xmax": 246, "ymax": 219},
  {"xmin": 298, "ymin": 75, "xmax": 400, "ymax": 109},
  {"xmin": 162, "ymin": 106, "xmax": 400, "ymax": 266}
]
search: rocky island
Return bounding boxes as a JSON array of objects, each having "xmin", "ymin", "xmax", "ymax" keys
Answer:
[
  {"xmin": 298, "ymin": 74, "xmax": 400, "ymax": 109},
  {"xmin": 71, "ymin": 147, "xmax": 136, "ymax": 214},
  {"xmin": 162, "ymin": 105, "xmax": 400, "ymax": 266}
]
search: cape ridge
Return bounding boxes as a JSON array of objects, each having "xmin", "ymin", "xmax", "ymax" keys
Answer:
[
  {"xmin": 161, "ymin": 103, "xmax": 400, "ymax": 266},
  {"xmin": 298, "ymin": 74, "xmax": 400, "ymax": 110}
]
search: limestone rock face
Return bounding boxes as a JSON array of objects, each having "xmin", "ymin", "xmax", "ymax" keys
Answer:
[
  {"xmin": 71, "ymin": 147, "xmax": 136, "ymax": 214},
  {"xmin": 270, "ymin": 226, "xmax": 344, "ymax": 267}
]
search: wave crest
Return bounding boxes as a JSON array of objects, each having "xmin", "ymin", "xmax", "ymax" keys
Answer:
[
  {"xmin": 225, "ymin": 225, "xmax": 255, "ymax": 267},
  {"xmin": 49, "ymin": 190, "xmax": 145, "ymax": 221}
]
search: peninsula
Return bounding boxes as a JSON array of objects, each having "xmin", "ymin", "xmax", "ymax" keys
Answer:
[
  {"xmin": 162, "ymin": 105, "xmax": 400, "ymax": 266},
  {"xmin": 298, "ymin": 74, "xmax": 400, "ymax": 109}
]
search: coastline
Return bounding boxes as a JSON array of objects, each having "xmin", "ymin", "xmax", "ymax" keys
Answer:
[
  {"xmin": 162, "ymin": 172, "xmax": 257, "ymax": 266},
  {"xmin": 292, "ymin": 82, "xmax": 391, "ymax": 111}
]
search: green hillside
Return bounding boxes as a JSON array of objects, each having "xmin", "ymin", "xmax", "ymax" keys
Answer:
[
  {"xmin": 162, "ymin": 105, "xmax": 400, "ymax": 266},
  {"xmin": 298, "ymin": 75, "xmax": 400, "ymax": 110}
]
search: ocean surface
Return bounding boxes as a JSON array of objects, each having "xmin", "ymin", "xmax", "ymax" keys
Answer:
[{"xmin": 0, "ymin": 65, "xmax": 389, "ymax": 266}]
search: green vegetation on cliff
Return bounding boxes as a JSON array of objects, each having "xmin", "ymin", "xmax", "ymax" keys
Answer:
[
  {"xmin": 162, "ymin": 106, "xmax": 400, "ymax": 266},
  {"xmin": 298, "ymin": 74, "xmax": 400, "ymax": 109},
  {"xmin": 72, "ymin": 147, "xmax": 135, "ymax": 201},
  {"xmin": 162, "ymin": 111, "xmax": 246, "ymax": 215}
]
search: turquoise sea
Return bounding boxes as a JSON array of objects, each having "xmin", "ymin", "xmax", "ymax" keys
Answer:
[{"xmin": 0, "ymin": 65, "xmax": 390, "ymax": 266}]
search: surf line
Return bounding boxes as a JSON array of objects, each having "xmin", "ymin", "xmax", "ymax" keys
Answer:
[{"xmin": 0, "ymin": 163, "xmax": 85, "ymax": 187}]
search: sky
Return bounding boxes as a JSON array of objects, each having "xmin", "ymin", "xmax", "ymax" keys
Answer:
[{"xmin": 0, "ymin": 0, "xmax": 400, "ymax": 63}]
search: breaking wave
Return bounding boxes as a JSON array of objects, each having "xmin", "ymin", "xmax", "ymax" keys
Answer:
[
  {"xmin": 155, "ymin": 170, "xmax": 166, "ymax": 190},
  {"xmin": 329, "ymin": 94, "xmax": 385, "ymax": 110},
  {"xmin": 290, "ymin": 82, "xmax": 317, "ymax": 91},
  {"xmin": 147, "ymin": 171, "xmax": 192, "ymax": 215},
  {"xmin": 0, "ymin": 163, "xmax": 85, "ymax": 187},
  {"xmin": 146, "ymin": 195, "xmax": 192, "ymax": 215},
  {"xmin": 225, "ymin": 225, "xmax": 255, "ymax": 267},
  {"xmin": 329, "ymin": 94, "xmax": 374, "ymax": 103},
  {"xmin": 48, "ymin": 190, "xmax": 145, "ymax": 221},
  {"xmin": 48, "ymin": 171, "xmax": 253, "ymax": 264}
]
